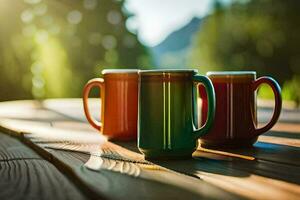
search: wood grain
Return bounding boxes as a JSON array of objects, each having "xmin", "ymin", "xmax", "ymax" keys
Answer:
[
  {"xmin": 25, "ymin": 130, "xmax": 300, "ymax": 200},
  {"xmin": 259, "ymin": 135, "xmax": 300, "ymax": 148},
  {"xmin": 0, "ymin": 159, "xmax": 87, "ymax": 200},
  {"xmin": 0, "ymin": 99, "xmax": 300, "ymax": 200},
  {"xmin": 33, "ymin": 136, "xmax": 240, "ymax": 200},
  {"xmin": 199, "ymin": 141, "xmax": 300, "ymax": 167},
  {"xmin": 46, "ymin": 149, "xmax": 239, "ymax": 200},
  {"xmin": 0, "ymin": 132, "xmax": 40, "ymax": 161},
  {"xmin": 154, "ymin": 157, "xmax": 300, "ymax": 200},
  {"xmin": 0, "ymin": 106, "xmax": 238, "ymax": 199},
  {"xmin": 0, "ymin": 132, "xmax": 89, "ymax": 200},
  {"xmin": 269, "ymin": 123, "xmax": 300, "ymax": 134}
]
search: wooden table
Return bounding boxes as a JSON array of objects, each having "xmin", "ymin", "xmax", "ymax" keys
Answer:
[{"xmin": 0, "ymin": 99, "xmax": 299, "ymax": 200}]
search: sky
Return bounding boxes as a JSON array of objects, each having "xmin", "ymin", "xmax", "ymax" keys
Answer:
[{"xmin": 124, "ymin": 0, "xmax": 230, "ymax": 47}]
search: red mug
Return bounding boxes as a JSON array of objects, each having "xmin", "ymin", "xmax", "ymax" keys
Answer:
[
  {"xmin": 199, "ymin": 71, "xmax": 282, "ymax": 148},
  {"xmin": 83, "ymin": 69, "xmax": 138, "ymax": 141}
]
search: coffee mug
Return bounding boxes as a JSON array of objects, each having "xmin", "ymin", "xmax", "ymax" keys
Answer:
[
  {"xmin": 83, "ymin": 69, "xmax": 138, "ymax": 141},
  {"xmin": 138, "ymin": 69, "xmax": 216, "ymax": 159},
  {"xmin": 199, "ymin": 71, "xmax": 282, "ymax": 148}
]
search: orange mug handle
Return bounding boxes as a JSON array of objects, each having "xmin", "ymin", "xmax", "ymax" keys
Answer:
[
  {"xmin": 83, "ymin": 78, "xmax": 105, "ymax": 131},
  {"xmin": 252, "ymin": 76, "xmax": 282, "ymax": 136}
]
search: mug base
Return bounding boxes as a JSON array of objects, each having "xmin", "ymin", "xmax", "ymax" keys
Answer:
[
  {"xmin": 200, "ymin": 137, "xmax": 258, "ymax": 149},
  {"xmin": 139, "ymin": 148, "xmax": 194, "ymax": 160}
]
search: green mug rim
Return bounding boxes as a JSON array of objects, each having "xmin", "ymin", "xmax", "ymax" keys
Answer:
[{"xmin": 139, "ymin": 69, "xmax": 198, "ymax": 74}]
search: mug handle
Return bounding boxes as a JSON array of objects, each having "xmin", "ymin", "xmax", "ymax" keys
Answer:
[
  {"xmin": 192, "ymin": 75, "xmax": 216, "ymax": 138},
  {"xmin": 83, "ymin": 78, "xmax": 105, "ymax": 131},
  {"xmin": 253, "ymin": 76, "xmax": 282, "ymax": 136}
]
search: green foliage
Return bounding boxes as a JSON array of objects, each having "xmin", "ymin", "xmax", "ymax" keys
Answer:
[
  {"xmin": 257, "ymin": 84, "xmax": 274, "ymax": 100},
  {"xmin": 281, "ymin": 76, "xmax": 300, "ymax": 105},
  {"xmin": 190, "ymin": 0, "xmax": 300, "ymax": 104},
  {"xmin": 0, "ymin": 0, "xmax": 150, "ymax": 101}
]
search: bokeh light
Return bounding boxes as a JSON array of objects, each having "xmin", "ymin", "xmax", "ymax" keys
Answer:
[
  {"xmin": 0, "ymin": 0, "xmax": 148, "ymax": 101},
  {"xmin": 67, "ymin": 10, "xmax": 82, "ymax": 25}
]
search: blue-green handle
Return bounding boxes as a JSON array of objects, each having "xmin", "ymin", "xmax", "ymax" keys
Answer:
[{"xmin": 192, "ymin": 75, "xmax": 216, "ymax": 138}]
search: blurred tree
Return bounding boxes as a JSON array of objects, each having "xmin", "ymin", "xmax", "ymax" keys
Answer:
[
  {"xmin": 0, "ymin": 0, "xmax": 150, "ymax": 101},
  {"xmin": 190, "ymin": 0, "xmax": 300, "ymax": 104}
]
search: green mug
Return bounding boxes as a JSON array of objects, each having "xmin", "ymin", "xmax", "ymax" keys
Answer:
[{"xmin": 138, "ymin": 69, "xmax": 216, "ymax": 159}]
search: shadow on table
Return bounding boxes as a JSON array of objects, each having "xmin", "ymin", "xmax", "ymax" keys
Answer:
[
  {"xmin": 265, "ymin": 130, "xmax": 300, "ymax": 139},
  {"xmin": 2, "ymin": 101, "xmax": 299, "ymax": 186},
  {"xmin": 116, "ymin": 140, "xmax": 300, "ymax": 185}
]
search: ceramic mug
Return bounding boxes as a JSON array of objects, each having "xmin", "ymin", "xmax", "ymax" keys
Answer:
[
  {"xmin": 138, "ymin": 69, "xmax": 216, "ymax": 159},
  {"xmin": 83, "ymin": 69, "xmax": 138, "ymax": 141},
  {"xmin": 199, "ymin": 71, "xmax": 282, "ymax": 148}
]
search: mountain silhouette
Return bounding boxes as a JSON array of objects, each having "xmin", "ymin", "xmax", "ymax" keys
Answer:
[{"xmin": 151, "ymin": 17, "xmax": 202, "ymax": 68}]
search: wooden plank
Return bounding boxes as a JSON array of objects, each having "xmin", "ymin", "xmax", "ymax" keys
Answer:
[
  {"xmin": 0, "ymin": 106, "xmax": 241, "ymax": 199},
  {"xmin": 45, "ymin": 149, "xmax": 239, "ymax": 200},
  {"xmin": 259, "ymin": 135, "xmax": 300, "ymax": 148},
  {"xmin": 194, "ymin": 150, "xmax": 300, "ymax": 185},
  {"xmin": 0, "ymin": 132, "xmax": 41, "ymax": 161},
  {"xmin": 154, "ymin": 155, "xmax": 300, "ymax": 200},
  {"xmin": 1, "ymin": 100, "xmax": 300, "ymax": 200},
  {"xmin": 39, "ymin": 137, "xmax": 300, "ymax": 200},
  {"xmin": 0, "ymin": 159, "xmax": 87, "ymax": 200},
  {"xmin": 21, "ymin": 127, "xmax": 240, "ymax": 200},
  {"xmin": 0, "ymin": 100, "xmax": 67, "ymax": 122},
  {"xmin": 117, "ymin": 141, "xmax": 300, "ymax": 198},
  {"xmin": 195, "ymin": 121, "xmax": 300, "ymax": 166},
  {"xmin": 19, "ymin": 126, "xmax": 300, "ymax": 200},
  {"xmin": 0, "ymin": 132, "xmax": 88, "ymax": 200},
  {"xmin": 200, "ymin": 140, "xmax": 300, "ymax": 167},
  {"xmin": 42, "ymin": 98, "xmax": 99, "ymax": 122},
  {"xmin": 41, "ymin": 99, "xmax": 300, "ymax": 166},
  {"xmin": 269, "ymin": 123, "xmax": 300, "ymax": 134}
]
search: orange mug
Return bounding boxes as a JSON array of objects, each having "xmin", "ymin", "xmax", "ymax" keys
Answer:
[{"xmin": 83, "ymin": 69, "xmax": 138, "ymax": 141}]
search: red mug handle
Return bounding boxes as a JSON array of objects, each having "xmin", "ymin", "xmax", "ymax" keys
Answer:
[
  {"xmin": 252, "ymin": 76, "xmax": 282, "ymax": 136},
  {"xmin": 83, "ymin": 78, "xmax": 105, "ymax": 131}
]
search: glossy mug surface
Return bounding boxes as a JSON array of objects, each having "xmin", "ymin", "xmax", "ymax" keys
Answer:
[
  {"xmin": 138, "ymin": 69, "xmax": 216, "ymax": 159},
  {"xmin": 200, "ymin": 71, "xmax": 282, "ymax": 148},
  {"xmin": 83, "ymin": 69, "xmax": 138, "ymax": 141}
]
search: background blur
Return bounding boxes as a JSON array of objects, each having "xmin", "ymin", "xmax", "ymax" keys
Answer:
[{"xmin": 0, "ymin": 0, "xmax": 299, "ymax": 106}]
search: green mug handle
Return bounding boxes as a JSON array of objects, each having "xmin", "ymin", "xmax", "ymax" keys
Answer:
[{"xmin": 192, "ymin": 75, "xmax": 216, "ymax": 138}]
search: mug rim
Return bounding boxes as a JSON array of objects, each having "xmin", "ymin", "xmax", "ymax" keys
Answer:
[
  {"xmin": 139, "ymin": 69, "xmax": 198, "ymax": 74},
  {"xmin": 102, "ymin": 69, "xmax": 139, "ymax": 74},
  {"xmin": 207, "ymin": 71, "xmax": 256, "ymax": 76}
]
